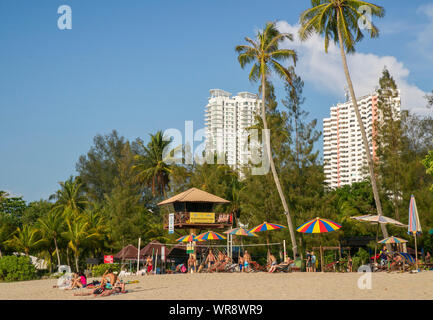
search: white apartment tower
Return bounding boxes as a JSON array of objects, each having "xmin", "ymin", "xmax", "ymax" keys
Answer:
[
  {"xmin": 323, "ymin": 90, "xmax": 401, "ymax": 189},
  {"xmin": 204, "ymin": 89, "xmax": 261, "ymax": 168}
]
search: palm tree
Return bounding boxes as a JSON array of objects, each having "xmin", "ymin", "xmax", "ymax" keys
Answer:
[
  {"xmin": 6, "ymin": 225, "xmax": 46, "ymax": 256},
  {"xmin": 133, "ymin": 131, "xmax": 172, "ymax": 197},
  {"xmin": 235, "ymin": 22, "xmax": 299, "ymax": 255},
  {"xmin": 299, "ymin": 0, "xmax": 389, "ymax": 239},
  {"xmin": 37, "ymin": 211, "xmax": 65, "ymax": 267},
  {"xmin": 63, "ymin": 216, "xmax": 101, "ymax": 272},
  {"xmin": 50, "ymin": 176, "xmax": 88, "ymax": 215}
]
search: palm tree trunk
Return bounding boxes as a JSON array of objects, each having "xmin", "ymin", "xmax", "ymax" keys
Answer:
[
  {"xmin": 261, "ymin": 73, "xmax": 298, "ymax": 256},
  {"xmin": 54, "ymin": 237, "xmax": 61, "ymax": 267},
  {"xmin": 336, "ymin": 18, "xmax": 388, "ymax": 239}
]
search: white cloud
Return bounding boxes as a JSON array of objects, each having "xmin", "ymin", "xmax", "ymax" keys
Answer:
[
  {"xmin": 415, "ymin": 4, "xmax": 433, "ymax": 62},
  {"xmin": 276, "ymin": 21, "xmax": 429, "ymax": 115}
]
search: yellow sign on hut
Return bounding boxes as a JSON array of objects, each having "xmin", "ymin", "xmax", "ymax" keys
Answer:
[{"xmin": 189, "ymin": 212, "xmax": 215, "ymax": 224}]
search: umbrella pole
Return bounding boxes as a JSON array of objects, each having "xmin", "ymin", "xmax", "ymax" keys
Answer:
[
  {"xmin": 320, "ymin": 233, "xmax": 324, "ymax": 273},
  {"xmin": 374, "ymin": 224, "xmax": 379, "ymax": 266},
  {"xmin": 414, "ymin": 233, "xmax": 418, "ymax": 270}
]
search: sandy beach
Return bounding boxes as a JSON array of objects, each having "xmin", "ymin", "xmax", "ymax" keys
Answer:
[{"xmin": 0, "ymin": 272, "xmax": 432, "ymax": 300}]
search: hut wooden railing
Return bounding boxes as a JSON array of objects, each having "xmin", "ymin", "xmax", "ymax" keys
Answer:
[{"xmin": 163, "ymin": 212, "xmax": 233, "ymax": 229}]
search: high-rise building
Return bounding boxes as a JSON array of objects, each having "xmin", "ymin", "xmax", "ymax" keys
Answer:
[
  {"xmin": 323, "ymin": 90, "xmax": 401, "ymax": 189},
  {"xmin": 204, "ymin": 89, "xmax": 261, "ymax": 168}
]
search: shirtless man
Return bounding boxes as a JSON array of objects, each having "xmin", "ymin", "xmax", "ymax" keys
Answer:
[
  {"xmin": 205, "ymin": 250, "xmax": 216, "ymax": 271},
  {"xmin": 243, "ymin": 250, "xmax": 251, "ymax": 272},
  {"xmin": 238, "ymin": 255, "xmax": 244, "ymax": 272},
  {"xmin": 188, "ymin": 253, "xmax": 197, "ymax": 273}
]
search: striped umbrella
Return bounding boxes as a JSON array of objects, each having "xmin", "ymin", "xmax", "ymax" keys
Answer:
[
  {"xmin": 224, "ymin": 227, "xmax": 258, "ymax": 237},
  {"xmin": 249, "ymin": 222, "xmax": 286, "ymax": 233},
  {"xmin": 176, "ymin": 234, "xmax": 203, "ymax": 242},
  {"xmin": 296, "ymin": 217, "xmax": 342, "ymax": 233},
  {"xmin": 377, "ymin": 236, "xmax": 408, "ymax": 244},
  {"xmin": 196, "ymin": 231, "xmax": 226, "ymax": 241},
  {"xmin": 408, "ymin": 195, "xmax": 422, "ymax": 269},
  {"xmin": 296, "ymin": 217, "xmax": 342, "ymax": 272}
]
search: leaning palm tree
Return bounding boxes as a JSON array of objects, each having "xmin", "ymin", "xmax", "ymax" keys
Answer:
[
  {"xmin": 235, "ymin": 22, "xmax": 299, "ymax": 255},
  {"xmin": 133, "ymin": 131, "xmax": 172, "ymax": 197},
  {"xmin": 299, "ymin": 0, "xmax": 389, "ymax": 239}
]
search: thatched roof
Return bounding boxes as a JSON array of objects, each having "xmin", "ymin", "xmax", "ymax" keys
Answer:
[
  {"xmin": 114, "ymin": 244, "xmax": 139, "ymax": 260},
  {"xmin": 140, "ymin": 240, "xmax": 165, "ymax": 256},
  {"xmin": 157, "ymin": 188, "xmax": 230, "ymax": 206}
]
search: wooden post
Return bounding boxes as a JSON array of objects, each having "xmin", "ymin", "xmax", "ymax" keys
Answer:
[
  {"xmin": 283, "ymin": 240, "xmax": 286, "ymax": 262},
  {"xmin": 155, "ymin": 249, "xmax": 159, "ymax": 274},
  {"xmin": 374, "ymin": 224, "xmax": 379, "ymax": 265},
  {"xmin": 320, "ymin": 234, "xmax": 324, "ymax": 272},
  {"xmin": 137, "ymin": 237, "xmax": 141, "ymax": 274}
]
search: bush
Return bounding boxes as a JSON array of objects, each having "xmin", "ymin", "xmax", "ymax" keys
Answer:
[
  {"xmin": 91, "ymin": 263, "xmax": 121, "ymax": 277},
  {"xmin": 0, "ymin": 255, "xmax": 38, "ymax": 282}
]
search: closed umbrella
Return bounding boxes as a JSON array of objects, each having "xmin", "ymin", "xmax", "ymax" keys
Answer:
[{"xmin": 408, "ymin": 195, "xmax": 422, "ymax": 269}]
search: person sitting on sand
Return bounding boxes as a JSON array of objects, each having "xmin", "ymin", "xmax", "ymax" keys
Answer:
[
  {"xmin": 268, "ymin": 254, "xmax": 278, "ymax": 273},
  {"xmin": 188, "ymin": 253, "xmax": 197, "ymax": 273},
  {"xmin": 101, "ymin": 268, "xmax": 117, "ymax": 288}
]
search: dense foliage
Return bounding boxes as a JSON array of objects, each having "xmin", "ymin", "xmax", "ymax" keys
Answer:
[{"xmin": 0, "ymin": 256, "xmax": 37, "ymax": 282}]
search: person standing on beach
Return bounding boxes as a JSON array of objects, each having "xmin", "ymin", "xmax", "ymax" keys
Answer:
[
  {"xmin": 238, "ymin": 254, "xmax": 244, "ymax": 272},
  {"xmin": 306, "ymin": 251, "xmax": 312, "ymax": 272},
  {"xmin": 205, "ymin": 250, "xmax": 216, "ymax": 271},
  {"xmin": 311, "ymin": 251, "xmax": 317, "ymax": 272},
  {"xmin": 243, "ymin": 250, "xmax": 251, "ymax": 272}
]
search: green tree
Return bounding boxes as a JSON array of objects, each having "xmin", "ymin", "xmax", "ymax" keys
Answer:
[
  {"xmin": 50, "ymin": 177, "xmax": 88, "ymax": 215},
  {"xmin": 374, "ymin": 68, "xmax": 405, "ymax": 220},
  {"xmin": 235, "ymin": 22, "xmax": 299, "ymax": 255},
  {"xmin": 133, "ymin": 131, "xmax": 172, "ymax": 198},
  {"xmin": 37, "ymin": 211, "xmax": 65, "ymax": 267},
  {"xmin": 299, "ymin": 0, "xmax": 389, "ymax": 239},
  {"xmin": 5, "ymin": 225, "xmax": 46, "ymax": 256},
  {"xmin": 76, "ymin": 130, "xmax": 129, "ymax": 202}
]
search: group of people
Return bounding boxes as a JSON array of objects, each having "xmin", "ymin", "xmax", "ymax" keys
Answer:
[
  {"xmin": 72, "ymin": 268, "xmax": 127, "ymax": 297},
  {"xmin": 305, "ymin": 251, "xmax": 317, "ymax": 272}
]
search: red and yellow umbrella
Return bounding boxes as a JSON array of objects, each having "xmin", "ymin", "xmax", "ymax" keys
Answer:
[
  {"xmin": 249, "ymin": 222, "xmax": 286, "ymax": 233},
  {"xmin": 296, "ymin": 217, "xmax": 342, "ymax": 272},
  {"xmin": 196, "ymin": 231, "xmax": 226, "ymax": 241},
  {"xmin": 296, "ymin": 217, "xmax": 341, "ymax": 233},
  {"xmin": 176, "ymin": 234, "xmax": 202, "ymax": 242}
]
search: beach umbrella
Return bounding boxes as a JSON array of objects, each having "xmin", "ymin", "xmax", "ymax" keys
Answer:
[
  {"xmin": 224, "ymin": 227, "xmax": 258, "ymax": 237},
  {"xmin": 351, "ymin": 214, "xmax": 406, "ymax": 265},
  {"xmin": 249, "ymin": 221, "xmax": 286, "ymax": 233},
  {"xmin": 377, "ymin": 236, "xmax": 408, "ymax": 244},
  {"xmin": 297, "ymin": 217, "xmax": 342, "ymax": 272},
  {"xmin": 176, "ymin": 234, "xmax": 203, "ymax": 242},
  {"xmin": 408, "ymin": 195, "xmax": 422, "ymax": 269},
  {"xmin": 196, "ymin": 231, "xmax": 226, "ymax": 241}
]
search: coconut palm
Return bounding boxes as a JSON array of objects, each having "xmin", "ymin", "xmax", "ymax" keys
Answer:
[
  {"xmin": 37, "ymin": 210, "xmax": 65, "ymax": 267},
  {"xmin": 63, "ymin": 217, "xmax": 101, "ymax": 272},
  {"xmin": 299, "ymin": 0, "xmax": 389, "ymax": 238},
  {"xmin": 50, "ymin": 176, "xmax": 88, "ymax": 215},
  {"xmin": 235, "ymin": 22, "xmax": 299, "ymax": 255},
  {"xmin": 6, "ymin": 225, "xmax": 46, "ymax": 256},
  {"xmin": 133, "ymin": 131, "xmax": 172, "ymax": 197}
]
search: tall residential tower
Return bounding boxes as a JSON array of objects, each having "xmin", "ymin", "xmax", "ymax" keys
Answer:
[
  {"xmin": 323, "ymin": 90, "xmax": 401, "ymax": 189},
  {"xmin": 204, "ymin": 89, "xmax": 261, "ymax": 168}
]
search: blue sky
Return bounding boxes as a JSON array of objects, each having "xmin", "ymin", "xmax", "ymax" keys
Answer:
[{"xmin": 0, "ymin": 0, "xmax": 432, "ymax": 202}]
